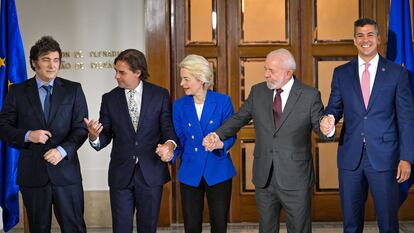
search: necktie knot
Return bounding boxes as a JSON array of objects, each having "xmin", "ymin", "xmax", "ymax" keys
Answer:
[
  {"xmin": 364, "ymin": 63, "xmax": 371, "ymax": 71},
  {"xmin": 42, "ymin": 85, "xmax": 52, "ymax": 94},
  {"xmin": 361, "ymin": 63, "xmax": 371, "ymax": 108},
  {"xmin": 41, "ymin": 85, "xmax": 52, "ymax": 122},
  {"xmin": 273, "ymin": 88, "xmax": 283, "ymax": 128},
  {"xmin": 127, "ymin": 90, "xmax": 139, "ymax": 131},
  {"xmin": 128, "ymin": 90, "xmax": 136, "ymax": 98}
]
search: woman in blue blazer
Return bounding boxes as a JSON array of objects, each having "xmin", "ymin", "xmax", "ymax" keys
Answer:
[{"xmin": 171, "ymin": 54, "xmax": 236, "ymax": 233}]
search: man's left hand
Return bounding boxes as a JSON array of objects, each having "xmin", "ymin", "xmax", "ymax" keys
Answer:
[
  {"xmin": 397, "ymin": 160, "xmax": 412, "ymax": 183},
  {"xmin": 44, "ymin": 148, "xmax": 63, "ymax": 165}
]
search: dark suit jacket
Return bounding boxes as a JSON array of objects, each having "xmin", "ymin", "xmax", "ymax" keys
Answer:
[
  {"xmin": 0, "ymin": 77, "xmax": 88, "ymax": 187},
  {"xmin": 325, "ymin": 56, "xmax": 414, "ymax": 171},
  {"xmin": 216, "ymin": 78, "xmax": 324, "ymax": 190},
  {"xmin": 96, "ymin": 81, "xmax": 177, "ymax": 188}
]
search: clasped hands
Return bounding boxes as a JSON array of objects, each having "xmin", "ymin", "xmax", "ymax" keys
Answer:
[
  {"xmin": 28, "ymin": 130, "xmax": 62, "ymax": 165},
  {"xmin": 320, "ymin": 114, "xmax": 335, "ymax": 136},
  {"xmin": 202, "ymin": 132, "xmax": 224, "ymax": 152},
  {"xmin": 156, "ymin": 141, "xmax": 175, "ymax": 162}
]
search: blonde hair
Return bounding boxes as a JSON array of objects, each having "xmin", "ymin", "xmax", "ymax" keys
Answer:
[{"xmin": 179, "ymin": 54, "xmax": 214, "ymax": 89}]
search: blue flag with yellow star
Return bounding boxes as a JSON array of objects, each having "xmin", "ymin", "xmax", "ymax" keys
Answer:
[
  {"xmin": 386, "ymin": 0, "xmax": 414, "ymax": 207},
  {"xmin": 0, "ymin": 0, "xmax": 27, "ymax": 231}
]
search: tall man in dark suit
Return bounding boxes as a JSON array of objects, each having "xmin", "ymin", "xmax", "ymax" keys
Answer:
[
  {"xmin": 320, "ymin": 18, "xmax": 414, "ymax": 233},
  {"xmin": 0, "ymin": 36, "xmax": 88, "ymax": 233},
  {"xmin": 84, "ymin": 49, "xmax": 177, "ymax": 233},
  {"xmin": 204, "ymin": 49, "xmax": 325, "ymax": 233}
]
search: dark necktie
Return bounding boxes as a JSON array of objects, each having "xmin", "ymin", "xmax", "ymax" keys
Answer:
[
  {"xmin": 273, "ymin": 88, "xmax": 283, "ymax": 128},
  {"xmin": 42, "ymin": 85, "xmax": 52, "ymax": 121}
]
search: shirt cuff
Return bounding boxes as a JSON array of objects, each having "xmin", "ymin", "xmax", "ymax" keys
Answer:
[
  {"xmin": 24, "ymin": 131, "xmax": 31, "ymax": 142},
  {"xmin": 166, "ymin": 140, "xmax": 177, "ymax": 150},
  {"xmin": 89, "ymin": 137, "xmax": 101, "ymax": 149},
  {"xmin": 327, "ymin": 128, "xmax": 335, "ymax": 137},
  {"xmin": 56, "ymin": 146, "xmax": 67, "ymax": 158}
]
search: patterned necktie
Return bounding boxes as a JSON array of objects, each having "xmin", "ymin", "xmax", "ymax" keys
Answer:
[
  {"xmin": 127, "ymin": 90, "xmax": 139, "ymax": 131},
  {"xmin": 361, "ymin": 63, "xmax": 371, "ymax": 108},
  {"xmin": 42, "ymin": 85, "xmax": 52, "ymax": 121},
  {"xmin": 273, "ymin": 88, "xmax": 283, "ymax": 128}
]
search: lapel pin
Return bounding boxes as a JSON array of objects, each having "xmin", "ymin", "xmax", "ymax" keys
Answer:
[{"xmin": 381, "ymin": 68, "xmax": 385, "ymax": 72}]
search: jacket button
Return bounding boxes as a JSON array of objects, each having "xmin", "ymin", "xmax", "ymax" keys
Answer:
[
  {"xmin": 194, "ymin": 147, "xmax": 198, "ymax": 152},
  {"xmin": 135, "ymin": 141, "xmax": 138, "ymax": 146},
  {"xmin": 188, "ymin": 123, "xmax": 192, "ymax": 127},
  {"xmin": 209, "ymin": 120, "xmax": 214, "ymax": 124},
  {"xmin": 364, "ymin": 116, "xmax": 368, "ymax": 120},
  {"xmin": 191, "ymin": 135, "xmax": 195, "ymax": 140}
]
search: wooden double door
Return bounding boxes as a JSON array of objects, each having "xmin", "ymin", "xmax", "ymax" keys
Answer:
[{"xmin": 145, "ymin": 0, "xmax": 414, "ymax": 225}]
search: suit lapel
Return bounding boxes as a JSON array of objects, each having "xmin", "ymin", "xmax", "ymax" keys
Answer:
[
  {"xmin": 25, "ymin": 78, "xmax": 46, "ymax": 127},
  {"xmin": 183, "ymin": 95, "xmax": 204, "ymax": 136},
  {"xmin": 275, "ymin": 78, "xmax": 301, "ymax": 134},
  {"xmin": 48, "ymin": 78, "xmax": 65, "ymax": 126},
  {"xmin": 366, "ymin": 56, "xmax": 387, "ymax": 112},
  {"xmin": 348, "ymin": 59, "xmax": 366, "ymax": 110},
  {"xmin": 199, "ymin": 90, "xmax": 217, "ymax": 132},
  {"xmin": 114, "ymin": 87, "xmax": 136, "ymax": 133},
  {"xmin": 136, "ymin": 81, "xmax": 152, "ymax": 133}
]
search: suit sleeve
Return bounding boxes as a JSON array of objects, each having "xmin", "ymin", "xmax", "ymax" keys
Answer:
[
  {"xmin": 0, "ymin": 85, "xmax": 27, "ymax": 147},
  {"xmin": 96, "ymin": 94, "xmax": 113, "ymax": 150},
  {"xmin": 310, "ymin": 90, "xmax": 329, "ymax": 140},
  {"xmin": 325, "ymin": 68, "xmax": 344, "ymax": 124},
  {"xmin": 59, "ymin": 84, "xmax": 89, "ymax": 159},
  {"xmin": 221, "ymin": 95, "xmax": 236, "ymax": 153},
  {"xmin": 160, "ymin": 89, "xmax": 178, "ymax": 144},
  {"xmin": 216, "ymin": 86, "xmax": 254, "ymax": 140},
  {"xmin": 396, "ymin": 67, "xmax": 414, "ymax": 163},
  {"xmin": 171, "ymin": 101, "xmax": 184, "ymax": 164}
]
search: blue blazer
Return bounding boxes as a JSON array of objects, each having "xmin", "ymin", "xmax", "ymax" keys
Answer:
[
  {"xmin": 172, "ymin": 90, "xmax": 236, "ymax": 187},
  {"xmin": 325, "ymin": 56, "xmax": 414, "ymax": 171}
]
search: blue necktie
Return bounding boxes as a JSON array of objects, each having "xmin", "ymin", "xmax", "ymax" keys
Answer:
[{"xmin": 42, "ymin": 85, "xmax": 52, "ymax": 121}]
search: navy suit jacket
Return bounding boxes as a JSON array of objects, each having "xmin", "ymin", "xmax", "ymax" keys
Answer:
[
  {"xmin": 325, "ymin": 56, "xmax": 414, "ymax": 171},
  {"xmin": 0, "ymin": 77, "xmax": 88, "ymax": 187},
  {"xmin": 172, "ymin": 90, "xmax": 236, "ymax": 187},
  {"xmin": 96, "ymin": 81, "xmax": 177, "ymax": 188}
]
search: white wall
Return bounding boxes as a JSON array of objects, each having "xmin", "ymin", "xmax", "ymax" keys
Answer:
[{"xmin": 15, "ymin": 0, "xmax": 146, "ymax": 190}]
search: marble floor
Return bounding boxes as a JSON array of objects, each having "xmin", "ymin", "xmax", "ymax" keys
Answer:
[{"xmin": 8, "ymin": 221, "xmax": 414, "ymax": 233}]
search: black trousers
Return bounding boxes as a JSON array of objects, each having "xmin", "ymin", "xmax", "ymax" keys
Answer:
[
  {"xmin": 20, "ymin": 182, "xmax": 86, "ymax": 233},
  {"xmin": 180, "ymin": 178, "xmax": 232, "ymax": 233}
]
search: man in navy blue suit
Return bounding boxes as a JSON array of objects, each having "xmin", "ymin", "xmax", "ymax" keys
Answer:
[
  {"xmin": 0, "ymin": 36, "xmax": 88, "ymax": 233},
  {"xmin": 84, "ymin": 49, "xmax": 177, "ymax": 233},
  {"xmin": 321, "ymin": 18, "xmax": 414, "ymax": 233}
]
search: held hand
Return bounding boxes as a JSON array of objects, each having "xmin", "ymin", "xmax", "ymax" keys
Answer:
[
  {"xmin": 83, "ymin": 118, "xmax": 103, "ymax": 141},
  {"xmin": 320, "ymin": 114, "xmax": 335, "ymax": 136},
  {"xmin": 29, "ymin": 130, "xmax": 52, "ymax": 144},
  {"xmin": 156, "ymin": 142, "xmax": 174, "ymax": 162},
  {"xmin": 396, "ymin": 160, "xmax": 411, "ymax": 183},
  {"xmin": 202, "ymin": 132, "xmax": 224, "ymax": 152},
  {"xmin": 44, "ymin": 148, "xmax": 63, "ymax": 165}
]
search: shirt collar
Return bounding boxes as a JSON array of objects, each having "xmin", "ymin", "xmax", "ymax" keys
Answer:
[
  {"xmin": 279, "ymin": 76, "xmax": 294, "ymax": 93},
  {"xmin": 358, "ymin": 53, "xmax": 379, "ymax": 68},
  {"xmin": 35, "ymin": 76, "xmax": 55, "ymax": 89},
  {"xmin": 125, "ymin": 80, "xmax": 143, "ymax": 94}
]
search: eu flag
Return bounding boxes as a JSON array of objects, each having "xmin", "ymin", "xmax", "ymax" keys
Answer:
[
  {"xmin": 0, "ymin": 0, "xmax": 27, "ymax": 231},
  {"xmin": 386, "ymin": 0, "xmax": 414, "ymax": 207}
]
